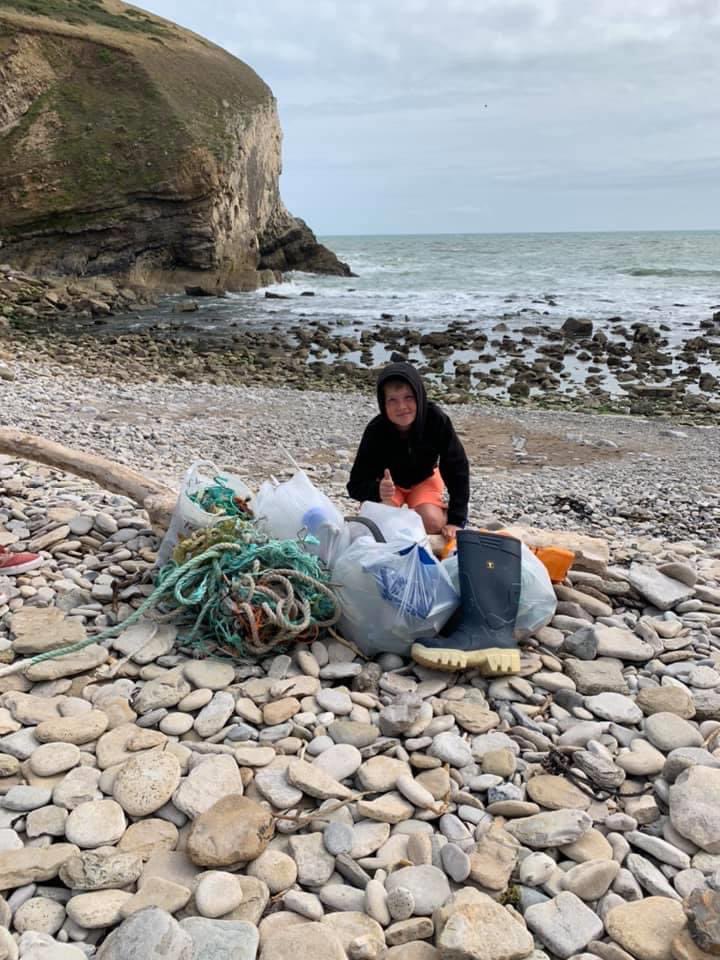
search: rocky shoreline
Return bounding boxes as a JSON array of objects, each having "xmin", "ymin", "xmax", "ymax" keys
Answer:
[{"xmin": 3, "ymin": 266, "xmax": 720, "ymax": 420}]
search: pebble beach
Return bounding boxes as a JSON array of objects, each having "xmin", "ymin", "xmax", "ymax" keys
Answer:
[
  {"xmin": 2, "ymin": 0, "xmax": 720, "ymax": 950},
  {"xmin": 2, "ymin": 270, "xmax": 720, "ymax": 960}
]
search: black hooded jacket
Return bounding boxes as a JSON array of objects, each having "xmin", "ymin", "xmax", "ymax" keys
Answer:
[{"xmin": 347, "ymin": 362, "xmax": 470, "ymax": 526}]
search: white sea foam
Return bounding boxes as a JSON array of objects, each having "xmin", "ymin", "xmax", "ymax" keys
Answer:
[{"xmin": 81, "ymin": 231, "xmax": 720, "ymax": 356}]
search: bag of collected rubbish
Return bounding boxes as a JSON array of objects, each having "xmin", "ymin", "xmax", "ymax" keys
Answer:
[
  {"xmin": 298, "ymin": 508, "xmax": 348, "ymax": 569},
  {"xmin": 254, "ymin": 470, "xmax": 345, "ymax": 543},
  {"xmin": 157, "ymin": 460, "xmax": 254, "ymax": 566},
  {"xmin": 358, "ymin": 501, "xmax": 428, "ymax": 545},
  {"xmin": 333, "ymin": 535, "xmax": 459, "ymax": 657},
  {"xmin": 443, "ymin": 541, "xmax": 556, "ymax": 636}
]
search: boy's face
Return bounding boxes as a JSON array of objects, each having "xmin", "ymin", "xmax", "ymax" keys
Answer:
[{"xmin": 384, "ymin": 382, "xmax": 417, "ymax": 431}]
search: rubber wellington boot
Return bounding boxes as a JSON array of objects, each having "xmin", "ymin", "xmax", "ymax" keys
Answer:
[{"xmin": 412, "ymin": 530, "xmax": 522, "ymax": 675}]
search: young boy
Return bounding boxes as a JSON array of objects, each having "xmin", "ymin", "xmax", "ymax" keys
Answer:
[{"xmin": 347, "ymin": 361, "xmax": 470, "ymax": 539}]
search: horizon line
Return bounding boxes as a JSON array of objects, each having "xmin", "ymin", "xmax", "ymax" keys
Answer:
[{"xmin": 318, "ymin": 227, "xmax": 720, "ymax": 238}]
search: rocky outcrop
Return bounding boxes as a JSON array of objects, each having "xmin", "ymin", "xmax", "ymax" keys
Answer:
[
  {"xmin": 0, "ymin": 0, "xmax": 351, "ymax": 290},
  {"xmin": 259, "ymin": 211, "xmax": 355, "ymax": 277}
]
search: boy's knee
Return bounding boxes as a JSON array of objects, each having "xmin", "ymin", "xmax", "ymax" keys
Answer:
[{"xmin": 414, "ymin": 503, "xmax": 446, "ymax": 534}]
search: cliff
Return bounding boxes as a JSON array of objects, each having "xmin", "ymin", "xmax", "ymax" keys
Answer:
[{"xmin": 0, "ymin": 0, "xmax": 351, "ymax": 290}]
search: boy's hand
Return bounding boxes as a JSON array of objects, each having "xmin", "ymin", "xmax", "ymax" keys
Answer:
[
  {"xmin": 441, "ymin": 524, "xmax": 460, "ymax": 542},
  {"xmin": 379, "ymin": 468, "xmax": 395, "ymax": 504}
]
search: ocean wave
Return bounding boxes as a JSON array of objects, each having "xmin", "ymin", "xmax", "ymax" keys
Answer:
[{"xmin": 621, "ymin": 267, "xmax": 720, "ymax": 278}]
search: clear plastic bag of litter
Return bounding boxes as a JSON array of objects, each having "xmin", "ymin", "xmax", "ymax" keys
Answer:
[
  {"xmin": 254, "ymin": 470, "xmax": 344, "ymax": 543},
  {"xmin": 157, "ymin": 460, "xmax": 254, "ymax": 566},
  {"xmin": 442, "ymin": 541, "xmax": 556, "ymax": 636},
  {"xmin": 332, "ymin": 536, "xmax": 460, "ymax": 657},
  {"xmin": 358, "ymin": 501, "xmax": 428, "ymax": 545}
]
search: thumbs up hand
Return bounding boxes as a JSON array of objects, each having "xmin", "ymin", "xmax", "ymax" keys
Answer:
[{"xmin": 379, "ymin": 468, "xmax": 396, "ymax": 505}]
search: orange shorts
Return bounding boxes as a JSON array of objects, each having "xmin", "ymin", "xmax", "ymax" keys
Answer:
[{"xmin": 391, "ymin": 467, "xmax": 446, "ymax": 511}]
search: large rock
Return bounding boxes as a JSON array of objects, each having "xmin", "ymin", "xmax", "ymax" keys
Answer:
[
  {"xmin": 59, "ymin": 851, "xmax": 143, "ymax": 891},
  {"xmin": 525, "ymin": 891, "xmax": 604, "ymax": 959},
  {"xmin": 683, "ymin": 888, "xmax": 720, "ymax": 956},
  {"xmin": 25, "ymin": 644, "xmax": 108, "ymax": 681},
  {"xmin": 64, "ymin": 799, "xmax": 126, "ymax": 849},
  {"xmin": 113, "ymin": 752, "xmax": 181, "ymax": 817},
  {"xmin": 468, "ymin": 822, "xmax": 519, "ymax": 892},
  {"xmin": 0, "ymin": 844, "xmax": 79, "ymax": 890},
  {"xmin": 96, "ymin": 907, "xmax": 193, "ymax": 959},
  {"xmin": 606, "ymin": 897, "xmax": 687, "ymax": 960},
  {"xmin": 645, "ymin": 713, "xmax": 704, "ymax": 752},
  {"xmin": 194, "ymin": 692, "xmax": 236, "ymax": 738},
  {"xmin": 187, "ymin": 796, "xmax": 274, "ymax": 867},
  {"xmin": 66, "ymin": 890, "xmax": 134, "ymax": 929},
  {"xmin": 593, "ymin": 626, "xmax": 655, "ymax": 661},
  {"xmin": 636, "ymin": 687, "xmax": 696, "ymax": 718},
  {"xmin": 179, "ymin": 918, "xmax": 259, "ymax": 960},
  {"xmin": 120, "ymin": 877, "xmax": 191, "ymax": 918},
  {"xmin": 505, "ymin": 810, "xmax": 592, "ymax": 849},
  {"xmin": 112, "ymin": 622, "xmax": 175, "ymax": 665},
  {"xmin": 224, "ymin": 875, "xmax": 269, "ymax": 925},
  {"xmin": 36, "ymin": 711, "xmax": 109, "ymax": 745},
  {"xmin": 172, "ymin": 754, "xmax": 244, "ymax": 818},
  {"xmin": 132, "ymin": 671, "xmax": 191, "ymax": 715},
  {"xmin": 119, "ymin": 819, "xmax": 179, "ymax": 861},
  {"xmin": 9, "ymin": 607, "xmax": 86, "ymax": 655},
  {"xmin": 194, "ymin": 871, "xmax": 245, "ymax": 918},
  {"xmin": 444, "ymin": 702, "xmax": 500, "ymax": 735},
  {"xmin": 52, "ymin": 767, "xmax": 103, "ymax": 810},
  {"xmin": 565, "ymin": 658, "xmax": 629, "ymax": 695},
  {"xmin": 0, "ymin": 5, "xmax": 350, "ymax": 288},
  {"xmin": 670, "ymin": 766, "xmax": 720, "ymax": 853},
  {"xmin": 260, "ymin": 922, "xmax": 346, "ymax": 960},
  {"xmin": 562, "ymin": 317, "xmax": 594, "ymax": 338},
  {"xmin": 287, "ymin": 833, "xmax": 335, "ymax": 888},
  {"xmin": 379, "ymin": 696, "xmax": 431, "ymax": 737},
  {"xmin": 357, "ymin": 756, "xmax": 412, "ymax": 793},
  {"xmin": 385, "ymin": 866, "xmax": 451, "ymax": 916},
  {"xmin": 526, "ymin": 775, "xmax": 591, "ymax": 811},
  {"xmin": 312, "ymin": 744, "xmax": 362, "ymax": 781},
  {"xmin": 286, "ymin": 758, "xmax": 354, "ymax": 800},
  {"xmin": 627, "ymin": 563, "xmax": 695, "ymax": 610},
  {"xmin": 436, "ymin": 889, "xmax": 534, "ymax": 960}
]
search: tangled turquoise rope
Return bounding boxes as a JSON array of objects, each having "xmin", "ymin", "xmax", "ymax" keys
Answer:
[
  {"xmin": 188, "ymin": 476, "xmax": 252, "ymax": 518},
  {"xmin": 11, "ymin": 537, "xmax": 339, "ymax": 673},
  {"xmin": 156, "ymin": 538, "xmax": 338, "ymax": 656}
]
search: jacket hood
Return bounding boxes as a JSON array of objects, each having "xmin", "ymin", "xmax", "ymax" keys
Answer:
[{"xmin": 376, "ymin": 361, "xmax": 428, "ymax": 433}]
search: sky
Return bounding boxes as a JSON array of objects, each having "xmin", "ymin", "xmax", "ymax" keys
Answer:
[{"xmin": 140, "ymin": 0, "xmax": 720, "ymax": 235}]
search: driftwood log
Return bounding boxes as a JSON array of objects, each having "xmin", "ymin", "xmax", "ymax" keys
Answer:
[{"xmin": 0, "ymin": 428, "xmax": 176, "ymax": 530}]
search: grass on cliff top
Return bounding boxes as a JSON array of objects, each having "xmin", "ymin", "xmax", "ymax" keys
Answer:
[
  {"xmin": 0, "ymin": 36, "xmax": 189, "ymax": 227},
  {"xmin": 0, "ymin": 0, "xmax": 168, "ymax": 35}
]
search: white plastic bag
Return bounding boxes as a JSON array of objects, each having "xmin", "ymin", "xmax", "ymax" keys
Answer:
[
  {"xmin": 442, "ymin": 542, "xmax": 556, "ymax": 636},
  {"xmin": 157, "ymin": 460, "xmax": 254, "ymax": 566},
  {"xmin": 301, "ymin": 511, "xmax": 354, "ymax": 569},
  {"xmin": 358, "ymin": 501, "xmax": 428, "ymax": 545},
  {"xmin": 333, "ymin": 536, "xmax": 459, "ymax": 657},
  {"xmin": 254, "ymin": 470, "xmax": 344, "ymax": 543},
  {"xmin": 366, "ymin": 541, "xmax": 458, "ymax": 620}
]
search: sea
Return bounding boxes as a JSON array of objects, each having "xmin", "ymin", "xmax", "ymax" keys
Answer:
[
  {"xmin": 78, "ymin": 231, "xmax": 720, "ymax": 365},
  {"xmin": 311, "ymin": 231, "xmax": 720, "ymax": 339}
]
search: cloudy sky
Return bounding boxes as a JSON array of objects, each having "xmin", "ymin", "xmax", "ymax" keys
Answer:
[{"xmin": 142, "ymin": 0, "xmax": 720, "ymax": 235}]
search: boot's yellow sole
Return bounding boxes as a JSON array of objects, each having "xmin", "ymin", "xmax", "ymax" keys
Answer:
[{"xmin": 411, "ymin": 644, "xmax": 521, "ymax": 676}]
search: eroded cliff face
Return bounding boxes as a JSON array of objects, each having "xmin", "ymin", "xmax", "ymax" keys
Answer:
[{"xmin": 0, "ymin": 0, "xmax": 351, "ymax": 289}]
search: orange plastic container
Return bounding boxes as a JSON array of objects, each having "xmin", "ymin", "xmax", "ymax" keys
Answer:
[{"xmin": 530, "ymin": 545, "xmax": 575, "ymax": 583}]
